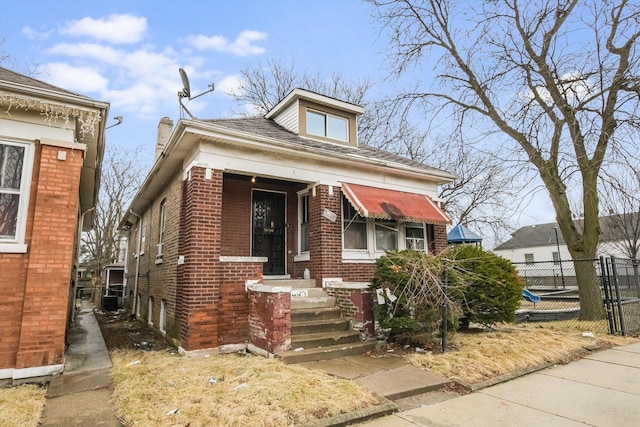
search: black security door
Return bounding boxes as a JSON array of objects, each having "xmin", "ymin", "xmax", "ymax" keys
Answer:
[{"xmin": 252, "ymin": 190, "xmax": 286, "ymax": 275}]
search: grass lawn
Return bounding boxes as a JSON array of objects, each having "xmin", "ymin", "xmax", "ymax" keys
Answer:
[
  {"xmin": 110, "ymin": 349, "xmax": 380, "ymax": 427},
  {"xmin": 406, "ymin": 320, "xmax": 638, "ymax": 385},
  {"xmin": 0, "ymin": 384, "xmax": 47, "ymax": 427},
  {"xmin": 7, "ymin": 315, "xmax": 637, "ymax": 426}
]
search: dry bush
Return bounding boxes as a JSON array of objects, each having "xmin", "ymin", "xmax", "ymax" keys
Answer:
[
  {"xmin": 0, "ymin": 384, "xmax": 46, "ymax": 427},
  {"xmin": 110, "ymin": 350, "xmax": 380, "ymax": 427}
]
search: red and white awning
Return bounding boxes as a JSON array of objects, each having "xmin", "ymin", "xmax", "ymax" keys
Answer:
[{"xmin": 341, "ymin": 182, "xmax": 451, "ymax": 225}]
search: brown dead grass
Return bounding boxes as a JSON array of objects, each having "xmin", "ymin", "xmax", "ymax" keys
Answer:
[
  {"xmin": 406, "ymin": 321, "xmax": 638, "ymax": 385},
  {"xmin": 110, "ymin": 349, "xmax": 380, "ymax": 427},
  {"xmin": 0, "ymin": 384, "xmax": 46, "ymax": 427}
]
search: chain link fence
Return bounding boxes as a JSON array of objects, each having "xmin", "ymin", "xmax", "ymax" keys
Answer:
[
  {"xmin": 513, "ymin": 258, "xmax": 602, "ymax": 331},
  {"xmin": 512, "ymin": 257, "xmax": 640, "ymax": 335}
]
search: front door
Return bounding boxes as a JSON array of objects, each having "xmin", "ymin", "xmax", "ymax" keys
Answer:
[{"xmin": 252, "ymin": 190, "xmax": 286, "ymax": 275}]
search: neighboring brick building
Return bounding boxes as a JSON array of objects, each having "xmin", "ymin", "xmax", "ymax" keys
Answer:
[
  {"xmin": 0, "ymin": 67, "xmax": 108, "ymax": 380},
  {"xmin": 121, "ymin": 89, "xmax": 455, "ymax": 356}
]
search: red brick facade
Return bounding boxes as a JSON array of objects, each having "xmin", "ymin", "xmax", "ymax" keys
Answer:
[
  {"xmin": 126, "ymin": 173, "xmax": 449, "ymax": 354},
  {"xmin": 1, "ymin": 143, "xmax": 84, "ymax": 375}
]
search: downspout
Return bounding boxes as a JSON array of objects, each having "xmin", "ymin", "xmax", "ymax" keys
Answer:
[{"xmin": 129, "ymin": 209, "xmax": 142, "ymax": 318}]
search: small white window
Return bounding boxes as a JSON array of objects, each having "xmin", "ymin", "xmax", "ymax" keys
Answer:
[
  {"xmin": 552, "ymin": 251, "xmax": 560, "ymax": 265},
  {"xmin": 0, "ymin": 140, "xmax": 33, "ymax": 253},
  {"xmin": 405, "ymin": 223, "xmax": 426, "ymax": 251},
  {"xmin": 525, "ymin": 253, "xmax": 534, "ymax": 265}
]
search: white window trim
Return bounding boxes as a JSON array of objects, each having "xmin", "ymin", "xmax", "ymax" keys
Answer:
[
  {"xmin": 297, "ymin": 191, "xmax": 310, "ymax": 256},
  {"xmin": 341, "ymin": 200, "xmax": 431, "ymax": 261},
  {"xmin": 306, "ymin": 109, "xmax": 349, "ymax": 142},
  {"xmin": 148, "ymin": 296, "xmax": 154, "ymax": 326},
  {"xmin": 0, "ymin": 139, "xmax": 34, "ymax": 253}
]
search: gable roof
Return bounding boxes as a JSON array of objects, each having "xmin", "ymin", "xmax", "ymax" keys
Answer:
[
  {"xmin": 494, "ymin": 213, "xmax": 640, "ymax": 250},
  {"xmin": 265, "ymin": 88, "xmax": 365, "ymax": 119},
  {"xmin": 205, "ymin": 117, "xmax": 454, "ymax": 178}
]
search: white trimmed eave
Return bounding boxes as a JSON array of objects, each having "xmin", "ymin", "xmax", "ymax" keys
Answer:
[
  {"xmin": 120, "ymin": 118, "xmax": 456, "ymax": 227},
  {"xmin": 0, "ymin": 82, "xmax": 109, "ymax": 229},
  {"xmin": 265, "ymin": 88, "xmax": 365, "ymax": 119},
  {"xmin": 189, "ymin": 120, "xmax": 457, "ymax": 184}
]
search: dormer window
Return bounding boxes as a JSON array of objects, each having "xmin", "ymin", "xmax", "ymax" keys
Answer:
[{"xmin": 306, "ymin": 110, "xmax": 348, "ymax": 142}]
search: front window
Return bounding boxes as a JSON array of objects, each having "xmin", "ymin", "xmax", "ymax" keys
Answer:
[
  {"xmin": 0, "ymin": 141, "xmax": 31, "ymax": 251},
  {"xmin": 299, "ymin": 193, "xmax": 310, "ymax": 252},
  {"xmin": 307, "ymin": 110, "xmax": 348, "ymax": 142},
  {"xmin": 375, "ymin": 220, "xmax": 398, "ymax": 251},
  {"xmin": 405, "ymin": 223, "xmax": 426, "ymax": 251},
  {"xmin": 342, "ymin": 197, "xmax": 367, "ymax": 249}
]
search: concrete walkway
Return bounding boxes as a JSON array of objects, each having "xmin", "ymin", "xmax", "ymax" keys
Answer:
[
  {"xmin": 41, "ymin": 304, "xmax": 122, "ymax": 427},
  {"xmin": 357, "ymin": 341, "xmax": 640, "ymax": 426}
]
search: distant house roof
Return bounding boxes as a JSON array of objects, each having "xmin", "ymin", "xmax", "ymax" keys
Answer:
[
  {"xmin": 494, "ymin": 213, "xmax": 640, "ymax": 250},
  {"xmin": 447, "ymin": 224, "xmax": 482, "ymax": 243},
  {"xmin": 205, "ymin": 117, "xmax": 454, "ymax": 178}
]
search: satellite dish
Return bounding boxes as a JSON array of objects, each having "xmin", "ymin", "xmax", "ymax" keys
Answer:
[
  {"xmin": 179, "ymin": 68, "xmax": 191, "ymax": 99},
  {"xmin": 177, "ymin": 68, "xmax": 215, "ymax": 119}
]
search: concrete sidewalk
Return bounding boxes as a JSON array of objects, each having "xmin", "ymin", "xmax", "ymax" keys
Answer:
[
  {"xmin": 41, "ymin": 304, "xmax": 122, "ymax": 427},
  {"xmin": 357, "ymin": 341, "xmax": 640, "ymax": 426}
]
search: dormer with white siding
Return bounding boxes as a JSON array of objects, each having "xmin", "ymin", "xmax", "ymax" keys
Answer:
[{"xmin": 265, "ymin": 88, "xmax": 364, "ymax": 148}]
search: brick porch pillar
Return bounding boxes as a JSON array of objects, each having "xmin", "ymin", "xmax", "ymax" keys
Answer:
[
  {"xmin": 176, "ymin": 167, "xmax": 223, "ymax": 351},
  {"xmin": 308, "ymin": 184, "xmax": 342, "ymax": 285}
]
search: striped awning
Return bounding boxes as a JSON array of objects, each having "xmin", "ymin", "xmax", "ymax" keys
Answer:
[{"xmin": 341, "ymin": 182, "xmax": 451, "ymax": 224}]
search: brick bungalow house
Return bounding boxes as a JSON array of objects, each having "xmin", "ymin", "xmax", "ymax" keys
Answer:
[
  {"xmin": 120, "ymin": 88, "xmax": 455, "ymax": 360},
  {"xmin": 0, "ymin": 67, "xmax": 108, "ymax": 380}
]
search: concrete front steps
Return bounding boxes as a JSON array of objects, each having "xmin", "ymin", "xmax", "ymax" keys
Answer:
[{"xmin": 264, "ymin": 278, "xmax": 376, "ymax": 363}]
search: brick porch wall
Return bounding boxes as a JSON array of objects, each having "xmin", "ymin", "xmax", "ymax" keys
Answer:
[
  {"xmin": 217, "ymin": 261, "xmax": 263, "ymax": 345},
  {"xmin": 248, "ymin": 286, "xmax": 291, "ymax": 354}
]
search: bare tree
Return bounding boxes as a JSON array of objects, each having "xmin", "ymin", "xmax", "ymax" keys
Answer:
[
  {"xmin": 600, "ymin": 162, "xmax": 640, "ymax": 259},
  {"xmin": 368, "ymin": 0, "xmax": 640, "ymax": 319},
  {"xmin": 81, "ymin": 145, "xmax": 150, "ymax": 290},
  {"xmin": 227, "ymin": 58, "xmax": 372, "ymax": 116}
]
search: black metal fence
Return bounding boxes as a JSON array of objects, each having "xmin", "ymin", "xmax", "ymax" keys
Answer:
[
  {"xmin": 602, "ymin": 257, "xmax": 640, "ymax": 335},
  {"xmin": 513, "ymin": 257, "xmax": 640, "ymax": 335}
]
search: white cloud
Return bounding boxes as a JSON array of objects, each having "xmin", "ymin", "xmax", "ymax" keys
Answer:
[
  {"xmin": 21, "ymin": 25, "xmax": 53, "ymax": 40},
  {"xmin": 43, "ymin": 63, "xmax": 109, "ymax": 93},
  {"xmin": 187, "ymin": 30, "xmax": 267, "ymax": 56},
  {"xmin": 61, "ymin": 14, "xmax": 147, "ymax": 44},
  {"xmin": 217, "ymin": 74, "xmax": 243, "ymax": 95},
  {"xmin": 47, "ymin": 43, "xmax": 123, "ymax": 64}
]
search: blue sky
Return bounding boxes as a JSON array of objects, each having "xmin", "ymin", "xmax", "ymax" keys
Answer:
[
  {"xmin": 1, "ymin": 0, "xmax": 559, "ymax": 235},
  {"xmin": 1, "ymin": 0, "xmax": 389, "ymax": 155}
]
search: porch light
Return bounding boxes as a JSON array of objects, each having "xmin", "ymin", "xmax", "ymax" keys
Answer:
[{"xmin": 251, "ymin": 176, "xmax": 256, "ymax": 183}]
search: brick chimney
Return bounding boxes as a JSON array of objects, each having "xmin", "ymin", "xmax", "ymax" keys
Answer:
[{"xmin": 155, "ymin": 117, "xmax": 173, "ymax": 160}]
